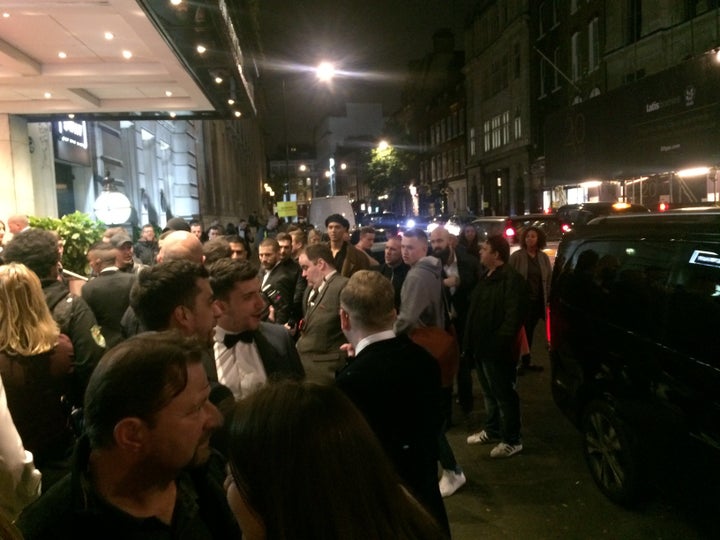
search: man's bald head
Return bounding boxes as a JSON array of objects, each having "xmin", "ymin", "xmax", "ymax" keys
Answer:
[{"xmin": 157, "ymin": 230, "xmax": 204, "ymax": 264}]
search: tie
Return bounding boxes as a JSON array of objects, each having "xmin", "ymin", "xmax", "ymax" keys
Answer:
[{"xmin": 223, "ymin": 331, "xmax": 254, "ymax": 348}]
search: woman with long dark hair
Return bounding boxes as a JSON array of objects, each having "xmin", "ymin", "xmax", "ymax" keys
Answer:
[
  {"xmin": 226, "ymin": 380, "xmax": 448, "ymax": 540},
  {"xmin": 457, "ymin": 224, "xmax": 480, "ymax": 258}
]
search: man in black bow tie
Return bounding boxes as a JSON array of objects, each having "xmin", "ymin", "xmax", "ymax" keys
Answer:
[{"xmin": 208, "ymin": 259, "xmax": 304, "ymax": 400}]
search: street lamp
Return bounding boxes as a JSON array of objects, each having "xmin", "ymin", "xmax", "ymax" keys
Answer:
[{"xmin": 281, "ymin": 61, "xmax": 337, "ymax": 202}]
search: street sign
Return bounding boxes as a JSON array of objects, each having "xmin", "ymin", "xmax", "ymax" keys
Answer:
[{"xmin": 276, "ymin": 200, "xmax": 297, "ymax": 218}]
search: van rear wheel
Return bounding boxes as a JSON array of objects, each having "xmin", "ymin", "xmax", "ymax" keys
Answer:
[{"xmin": 581, "ymin": 400, "xmax": 643, "ymax": 507}]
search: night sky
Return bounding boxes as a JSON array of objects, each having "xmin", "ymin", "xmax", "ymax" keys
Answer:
[{"xmin": 258, "ymin": 0, "xmax": 477, "ymax": 153}]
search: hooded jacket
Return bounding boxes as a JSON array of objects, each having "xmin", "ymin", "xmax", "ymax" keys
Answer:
[{"xmin": 394, "ymin": 256, "xmax": 445, "ymax": 335}]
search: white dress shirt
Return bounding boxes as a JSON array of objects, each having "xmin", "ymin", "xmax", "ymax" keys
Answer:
[{"xmin": 213, "ymin": 326, "xmax": 267, "ymax": 400}]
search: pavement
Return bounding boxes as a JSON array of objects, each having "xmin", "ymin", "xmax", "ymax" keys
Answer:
[{"xmin": 441, "ymin": 327, "xmax": 717, "ymax": 540}]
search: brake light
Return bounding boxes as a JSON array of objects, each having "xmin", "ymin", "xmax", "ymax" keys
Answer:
[
  {"xmin": 505, "ymin": 227, "xmax": 516, "ymax": 238},
  {"xmin": 561, "ymin": 223, "xmax": 572, "ymax": 233},
  {"xmin": 545, "ymin": 305, "xmax": 552, "ymax": 347},
  {"xmin": 658, "ymin": 202, "xmax": 669, "ymax": 212}
]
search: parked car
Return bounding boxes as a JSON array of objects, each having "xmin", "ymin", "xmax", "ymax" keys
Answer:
[
  {"xmin": 548, "ymin": 209, "xmax": 720, "ymax": 506},
  {"xmin": 556, "ymin": 202, "xmax": 650, "ymax": 232}
]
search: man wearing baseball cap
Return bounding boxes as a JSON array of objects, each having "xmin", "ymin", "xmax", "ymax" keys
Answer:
[
  {"xmin": 325, "ymin": 213, "xmax": 373, "ymax": 278},
  {"xmin": 110, "ymin": 232, "xmax": 145, "ymax": 275}
]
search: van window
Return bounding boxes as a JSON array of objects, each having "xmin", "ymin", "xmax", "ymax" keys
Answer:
[{"xmin": 666, "ymin": 243, "xmax": 720, "ymax": 367}]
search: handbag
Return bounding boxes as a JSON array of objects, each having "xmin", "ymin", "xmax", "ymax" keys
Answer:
[{"xmin": 410, "ymin": 325, "xmax": 460, "ymax": 388}]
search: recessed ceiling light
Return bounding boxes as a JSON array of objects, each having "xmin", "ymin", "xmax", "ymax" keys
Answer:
[
  {"xmin": 227, "ymin": 98, "xmax": 235, "ymax": 105},
  {"xmin": 169, "ymin": 112, "xmax": 176, "ymax": 118},
  {"xmin": 170, "ymin": 0, "xmax": 182, "ymax": 5},
  {"xmin": 104, "ymin": 31, "xmax": 114, "ymax": 40},
  {"xmin": 196, "ymin": 44, "xmax": 207, "ymax": 54},
  {"xmin": 2, "ymin": 13, "xmax": 10, "ymax": 18},
  {"xmin": 214, "ymin": 76, "xmax": 223, "ymax": 84},
  {"xmin": 165, "ymin": 90, "xmax": 173, "ymax": 97},
  {"xmin": 68, "ymin": 113, "xmax": 75, "ymax": 119},
  {"xmin": 44, "ymin": 92, "xmax": 52, "ymax": 99},
  {"xmin": 122, "ymin": 50, "xmax": 132, "ymax": 59},
  {"xmin": 58, "ymin": 51, "xmax": 67, "ymax": 59},
  {"xmin": 234, "ymin": 111, "xmax": 242, "ymax": 118}
]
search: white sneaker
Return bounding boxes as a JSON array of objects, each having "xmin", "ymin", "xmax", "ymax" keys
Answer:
[
  {"xmin": 466, "ymin": 429, "xmax": 498, "ymax": 445},
  {"xmin": 438, "ymin": 469, "xmax": 466, "ymax": 497},
  {"xmin": 490, "ymin": 442, "xmax": 523, "ymax": 458}
]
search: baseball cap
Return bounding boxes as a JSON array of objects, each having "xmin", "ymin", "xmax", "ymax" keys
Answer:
[
  {"xmin": 110, "ymin": 232, "xmax": 133, "ymax": 248},
  {"xmin": 163, "ymin": 217, "xmax": 191, "ymax": 233}
]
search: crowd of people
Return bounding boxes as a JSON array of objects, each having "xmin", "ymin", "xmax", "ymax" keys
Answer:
[{"xmin": 0, "ymin": 211, "xmax": 551, "ymax": 539}]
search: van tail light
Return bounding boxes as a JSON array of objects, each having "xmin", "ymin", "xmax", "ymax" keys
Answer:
[
  {"xmin": 561, "ymin": 223, "xmax": 572, "ymax": 233},
  {"xmin": 658, "ymin": 202, "xmax": 669, "ymax": 212},
  {"xmin": 545, "ymin": 304, "xmax": 552, "ymax": 347}
]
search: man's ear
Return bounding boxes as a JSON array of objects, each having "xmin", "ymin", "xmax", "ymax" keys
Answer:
[
  {"xmin": 339, "ymin": 307, "xmax": 351, "ymax": 332},
  {"xmin": 114, "ymin": 417, "xmax": 146, "ymax": 453}
]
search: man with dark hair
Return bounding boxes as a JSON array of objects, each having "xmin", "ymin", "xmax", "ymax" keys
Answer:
[
  {"xmin": 465, "ymin": 234, "xmax": 528, "ymax": 459},
  {"xmin": 296, "ymin": 243, "xmax": 349, "ymax": 383},
  {"xmin": 16, "ymin": 331, "xmax": 240, "ymax": 539},
  {"xmin": 208, "ymin": 258, "xmax": 304, "ymax": 400},
  {"xmin": 335, "ymin": 270, "xmax": 449, "ymax": 535},
  {"xmin": 379, "ymin": 234, "xmax": 409, "ymax": 310},
  {"xmin": 109, "ymin": 232, "xmax": 145, "ymax": 275},
  {"xmin": 257, "ymin": 238, "xmax": 297, "ymax": 325},
  {"xmin": 133, "ymin": 224, "xmax": 158, "ymax": 266},
  {"xmin": 289, "ymin": 229, "xmax": 306, "ymax": 261},
  {"xmin": 325, "ymin": 213, "xmax": 372, "ymax": 278},
  {"xmin": 207, "ymin": 225, "xmax": 222, "ymax": 241},
  {"xmin": 225, "ymin": 235, "xmax": 249, "ymax": 261},
  {"xmin": 82, "ymin": 241, "xmax": 136, "ymax": 348},
  {"xmin": 356, "ymin": 226, "xmax": 376, "ymax": 256},
  {"xmin": 3, "ymin": 229, "xmax": 105, "ymax": 399},
  {"xmin": 190, "ymin": 221, "xmax": 204, "ymax": 241}
]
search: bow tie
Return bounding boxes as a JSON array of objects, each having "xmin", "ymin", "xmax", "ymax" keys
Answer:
[{"xmin": 223, "ymin": 331, "xmax": 254, "ymax": 348}]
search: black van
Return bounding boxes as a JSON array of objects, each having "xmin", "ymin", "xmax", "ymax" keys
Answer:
[{"xmin": 548, "ymin": 210, "xmax": 720, "ymax": 506}]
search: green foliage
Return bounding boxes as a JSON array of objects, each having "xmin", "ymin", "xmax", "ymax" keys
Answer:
[
  {"xmin": 367, "ymin": 144, "xmax": 414, "ymax": 203},
  {"xmin": 29, "ymin": 212, "xmax": 106, "ymax": 275}
]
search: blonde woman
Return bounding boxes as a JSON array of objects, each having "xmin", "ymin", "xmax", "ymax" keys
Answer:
[{"xmin": 0, "ymin": 263, "xmax": 74, "ymax": 489}]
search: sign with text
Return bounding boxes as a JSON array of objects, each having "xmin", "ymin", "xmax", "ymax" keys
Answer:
[
  {"xmin": 276, "ymin": 200, "xmax": 298, "ymax": 218},
  {"xmin": 53, "ymin": 120, "xmax": 91, "ymax": 166}
]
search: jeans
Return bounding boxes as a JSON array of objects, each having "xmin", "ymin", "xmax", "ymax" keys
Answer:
[
  {"xmin": 437, "ymin": 387, "xmax": 460, "ymax": 471},
  {"xmin": 476, "ymin": 356, "xmax": 521, "ymax": 445}
]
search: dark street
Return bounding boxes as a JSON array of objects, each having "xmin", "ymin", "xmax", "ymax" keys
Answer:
[{"xmin": 443, "ymin": 327, "xmax": 718, "ymax": 540}]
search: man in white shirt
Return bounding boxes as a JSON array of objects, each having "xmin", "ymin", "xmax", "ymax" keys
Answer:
[{"xmin": 208, "ymin": 258, "xmax": 304, "ymax": 400}]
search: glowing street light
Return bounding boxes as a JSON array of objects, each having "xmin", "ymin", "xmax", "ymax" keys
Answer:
[
  {"xmin": 377, "ymin": 139, "xmax": 390, "ymax": 151},
  {"xmin": 316, "ymin": 61, "xmax": 336, "ymax": 82}
]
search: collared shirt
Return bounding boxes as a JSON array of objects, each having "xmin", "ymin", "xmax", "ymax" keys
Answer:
[
  {"xmin": 355, "ymin": 329, "xmax": 396, "ymax": 356},
  {"xmin": 99, "ymin": 266, "xmax": 120, "ymax": 274},
  {"xmin": 213, "ymin": 326, "xmax": 267, "ymax": 400},
  {"xmin": 317, "ymin": 270, "xmax": 337, "ymax": 295}
]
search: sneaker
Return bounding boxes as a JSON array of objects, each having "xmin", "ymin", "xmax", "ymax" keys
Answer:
[
  {"xmin": 466, "ymin": 429, "xmax": 498, "ymax": 445},
  {"xmin": 439, "ymin": 469, "xmax": 466, "ymax": 497},
  {"xmin": 490, "ymin": 442, "xmax": 523, "ymax": 458}
]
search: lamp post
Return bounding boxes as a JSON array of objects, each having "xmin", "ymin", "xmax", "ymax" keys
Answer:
[
  {"xmin": 279, "ymin": 61, "xmax": 336, "ymax": 201},
  {"xmin": 93, "ymin": 171, "xmax": 132, "ymax": 225}
]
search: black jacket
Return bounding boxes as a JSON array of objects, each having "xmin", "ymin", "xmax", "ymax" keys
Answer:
[{"xmin": 463, "ymin": 264, "xmax": 528, "ymax": 362}]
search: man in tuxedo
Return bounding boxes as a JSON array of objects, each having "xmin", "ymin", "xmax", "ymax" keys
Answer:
[
  {"xmin": 208, "ymin": 258, "xmax": 304, "ymax": 400},
  {"xmin": 335, "ymin": 270, "xmax": 449, "ymax": 535},
  {"xmin": 296, "ymin": 243, "xmax": 349, "ymax": 384},
  {"xmin": 82, "ymin": 241, "xmax": 136, "ymax": 348},
  {"xmin": 257, "ymin": 238, "xmax": 298, "ymax": 325}
]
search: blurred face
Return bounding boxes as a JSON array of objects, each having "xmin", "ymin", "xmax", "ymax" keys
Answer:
[
  {"xmin": 191, "ymin": 224, "xmax": 203, "ymax": 240},
  {"xmin": 464, "ymin": 225, "xmax": 476, "ymax": 241},
  {"xmin": 298, "ymin": 253, "xmax": 323, "ymax": 289},
  {"xmin": 278, "ymin": 240, "xmax": 292, "ymax": 261},
  {"xmin": 116, "ymin": 243, "xmax": 134, "ymax": 269},
  {"xmin": 401, "ymin": 236, "xmax": 426, "ymax": 267},
  {"xmin": 326, "ymin": 222, "xmax": 345, "ymax": 245},
  {"xmin": 384, "ymin": 238, "xmax": 402, "ymax": 266},
  {"xmin": 184, "ymin": 278, "xmax": 221, "ymax": 346},
  {"xmin": 216, "ymin": 277, "xmax": 267, "ymax": 332},
  {"xmin": 358, "ymin": 232, "xmax": 374, "ymax": 250},
  {"xmin": 229, "ymin": 242, "xmax": 247, "ymax": 261},
  {"xmin": 258, "ymin": 245, "xmax": 279, "ymax": 270},
  {"xmin": 141, "ymin": 226, "xmax": 155, "ymax": 242},
  {"xmin": 291, "ymin": 235, "xmax": 304, "ymax": 257},
  {"xmin": 227, "ymin": 480, "xmax": 265, "ymax": 540},
  {"xmin": 480, "ymin": 241, "xmax": 500, "ymax": 270},
  {"xmin": 524, "ymin": 230, "xmax": 539, "ymax": 250},
  {"xmin": 208, "ymin": 228, "xmax": 220, "ymax": 240},
  {"xmin": 146, "ymin": 362, "xmax": 222, "ymax": 471},
  {"xmin": 430, "ymin": 229, "xmax": 452, "ymax": 264}
]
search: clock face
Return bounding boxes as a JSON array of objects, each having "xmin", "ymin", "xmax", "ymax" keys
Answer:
[{"xmin": 94, "ymin": 191, "xmax": 132, "ymax": 225}]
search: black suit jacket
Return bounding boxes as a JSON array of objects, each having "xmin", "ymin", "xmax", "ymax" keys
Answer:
[
  {"xmin": 449, "ymin": 249, "xmax": 480, "ymax": 340},
  {"xmin": 260, "ymin": 260, "xmax": 300, "ymax": 325},
  {"xmin": 81, "ymin": 269, "xmax": 136, "ymax": 348},
  {"xmin": 254, "ymin": 322, "xmax": 305, "ymax": 380},
  {"xmin": 335, "ymin": 335, "xmax": 447, "ymax": 531}
]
